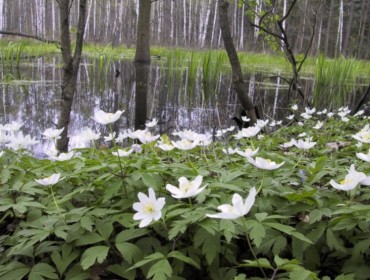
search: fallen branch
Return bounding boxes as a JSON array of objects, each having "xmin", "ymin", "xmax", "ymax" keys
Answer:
[{"xmin": 0, "ymin": 30, "xmax": 59, "ymax": 44}]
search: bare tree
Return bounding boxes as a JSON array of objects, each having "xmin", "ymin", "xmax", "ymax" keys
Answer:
[
  {"xmin": 218, "ymin": 0, "xmax": 258, "ymax": 124},
  {"xmin": 56, "ymin": 0, "xmax": 87, "ymax": 152},
  {"xmin": 247, "ymin": 0, "xmax": 321, "ymax": 106}
]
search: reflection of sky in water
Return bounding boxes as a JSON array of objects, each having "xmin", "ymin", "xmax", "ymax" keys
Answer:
[{"xmin": 0, "ymin": 56, "xmax": 307, "ymax": 154}]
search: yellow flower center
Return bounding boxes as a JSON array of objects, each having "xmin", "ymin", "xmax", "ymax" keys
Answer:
[
  {"xmin": 181, "ymin": 182, "xmax": 192, "ymax": 192},
  {"xmin": 144, "ymin": 203, "xmax": 155, "ymax": 214},
  {"xmin": 340, "ymin": 179, "xmax": 352, "ymax": 185}
]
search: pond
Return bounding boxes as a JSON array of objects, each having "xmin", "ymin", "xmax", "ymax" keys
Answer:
[{"xmin": 0, "ymin": 53, "xmax": 362, "ymax": 154}]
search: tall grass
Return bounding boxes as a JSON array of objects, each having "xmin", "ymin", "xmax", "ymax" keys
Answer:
[
  {"xmin": 313, "ymin": 55, "xmax": 363, "ymax": 109},
  {"xmin": 0, "ymin": 42, "xmax": 26, "ymax": 67}
]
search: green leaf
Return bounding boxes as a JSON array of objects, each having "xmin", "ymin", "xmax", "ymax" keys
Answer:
[
  {"xmin": 74, "ymin": 232, "xmax": 105, "ymax": 246},
  {"xmin": 326, "ymin": 229, "xmax": 346, "ymax": 253},
  {"xmin": 219, "ymin": 219, "xmax": 235, "ymax": 243},
  {"xmin": 248, "ymin": 220, "xmax": 266, "ymax": 248},
  {"xmin": 64, "ymin": 263, "xmax": 90, "ymax": 280},
  {"xmin": 290, "ymin": 269, "xmax": 317, "ymax": 280},
  {"xmin": 115, "ymin": 228, "xmax": 150, "ymax": 243},
  {"xmin": 51, "ymin": 244, "xmax": 79, "ymax": 276},
  {"xmin": 255, "ymin": 212, "xmax": 268, "ymax": 222},
  {"xmin": 96, "ymin": 219, "xmax": 113, "ymax": 240},
  {"xmin": 264, "ymin": 222, "xmax": 312, "ymax": 244},
  {"xmin": 107, "ymin": 264, "xmax": 136, "ymax": 280},
  {"xmin": 128, "ymin": 252, "xmax": 165, "ymax": 271},
  {"xmin": 309, "ymin": 209, "xmax": 323, "ymax": 224},
  {"xmin": 167, "ymin": 250, "xmax": 200, "ymax": 269},
  {"xmin": 242, "ymin": 258, "xmax": 273, "ymax": 269},
  {"xmin": 28, "ymin": 263, "xmax": 58, "ymax": 280},
  {"xmin": 142, "ymin": 172, "xmax": 163, "ymax": 188},
  {"xmin": 0, "ymin": 262, "xmax": 30, "ymax": 280},
  {"xmin": 80, "ymin": 246, "xmax": 110, "ymax": 270},
  {"xmin": 80, "ymin": 216, "xmax": 93, "ymax": 232},
  {"xmin": 334, "ymin": 274, "xmax": 356, "ymax": 280},
  {"xmin": 115, "ymin": 242, "xmax": 143, "ymax": 264},
  {"xmin": 147, "ymin": 259, "xmax": 172, "ymax": 280},
  {"xmin": 193, "ymin": 228, "xmax": 220, "ymax": 265}
]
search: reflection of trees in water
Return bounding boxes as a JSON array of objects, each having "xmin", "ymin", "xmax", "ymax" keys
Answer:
[{"xmin": 1, "ymin": 57, "xmax": 313, "ymax": 152}]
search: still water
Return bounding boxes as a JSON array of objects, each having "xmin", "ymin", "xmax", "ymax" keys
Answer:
[{"xmin": 0, "ymin": 55, "xmax": 309, "ymax": 153}]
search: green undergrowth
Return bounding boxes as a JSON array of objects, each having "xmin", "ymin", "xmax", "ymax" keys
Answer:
[{"xmin": 1, "ymin": 115, "xmax": 370, "ymax": 279}]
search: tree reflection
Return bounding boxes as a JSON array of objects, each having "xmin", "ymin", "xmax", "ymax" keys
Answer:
[{"xmin": 134, "ymin": 63, "xmax": 149, "ymax": 130}]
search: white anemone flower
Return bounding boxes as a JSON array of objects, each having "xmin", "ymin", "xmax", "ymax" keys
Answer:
[
  {"xmin": 216, "ymin": 126, "xmax": 236, "ymax": 137},
  {"xmin": 305, "ymin": 107, "xmax": 316, "ymax": 114},
  {"xmin": 52, "ymin": 151, "xmax": 76, "ymax": 161},
  {"xmin": 5, "ymin": 132, "xmax": 39, "ymax": 150},
  {"xmin": 222, "ymin": 147, "xmax": 239, "ymax": 155},
  {"xmin": 352, "ymin": 125, "xmax": 370, "ymax": 143},
  {"xmin": 131, "ymin": 144, "xmax": 142, "ymax": 153},
  {"xmin": 234, "ymin": 126, "xmax": 261, "ymax": 139},
  {"xmin": 300, "ymin": 112, "xmax": 312, "ymax": 119},
  {"xmin": 294, "ymin": 138, "xmax": 317, "ymax": 150},
  {"xmin": 129, "ymin": 129, "xmax": 160, "ymax": 144},
  {"xmin": 166, "ymin": 175, "xmax": 206, "ymax": 199},
  {"xmin": 269, "ymin": 120, "xmax": 282, "ymax": 127},
  {"xmin": 155, "ymin": 137, "xmax": 175, "ymax": 151},
  {"xmin": 330, "ymin": 164, "xmax": 370, "ymax": 191},
  {"xmin": 4, "ymin": 121, "xmax": 23, "ymax": 132},
  {"xmin": 286, "ymin": 115, "xmax": 295, "ymax": 120},
  {"xmin": 92, "ymin": 109, "xmax": 124, "ymax": 125},
  {"xmin": 116, "ymin": 130, "xmax": 130, "ymax": 143},
  {"xmin": 171, "ymin": 139, "xmax": 198, "ymax": 150},
  {"xmin": 313, "ymin": 121, "xmax": 324, "ymax": 130},
  {"xmin": 206, "ymin": 187, "xmax": 257, "ymax": 219},
  {"xmin": 42, "ymin": 127, "xmax": 64, "ymax": 141},
  {"xmin": 356, "ymin": 150, "xmax": 370, "ymax": 162},
  {"xmin": 247, "ymin": 157, "xmax": 284, "ymax": 170},
  {"xmin": 241, "ymin": 116, "xmax": 250, "ymax": 122},
  {"xmin": 173, "ymin": 129, "xmax": 199, "ymax": 141},
  {"xmin": 354, "ymin": 110, "xmax": 364, "ymax": 117},
  {"xmin": 145, "ymin": 118, "xmax": 158, "ymax": 128},
  {"xmin": 0, "ymin": 130, "xmax": 9, "ymax": 144},
  {"xmin": 156, "ymin": 143, "xmax": 175, "ymax": 151},
  {"xmin": 104, "ymin": 132, "xmax": 116, "ymax": 142},
  {"xmin": 112, "ymin": 148, "xmax": 134, "ymax": 157},
  {"xmin": 133, "ymin": 188, "xmax": 165, "ymax": 228},
  {"xmin": 236, "ymin": 147, "xmax": 259, "ymax": 158},
  {"xmin": 291, "ymin": 104, "xmax": 298, "ymax": 111},
  {"xmin": 280, "ymin": 139, "xmax": 297, "ymax": 148},
  {"xmin": 79, "ymin": 127, "xmax": 101, "ymax": 142},
  {"xmin": 327, "ymin": 112, "xmax": 335, "ymax": 118},
  {"xmin": 35, "ymin": 173, "xmax": 62, "ymax": 186},
  {"xmin": 256, "ymin": 119, "xmax": 269, "ymax": 128}
]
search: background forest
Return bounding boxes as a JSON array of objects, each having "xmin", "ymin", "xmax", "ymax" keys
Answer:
[{"xmin": 0, "ymin": 0, "xmax": 369, "ymax": 59}]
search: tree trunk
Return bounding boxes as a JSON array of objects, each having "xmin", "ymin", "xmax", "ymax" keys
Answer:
[
  {"xmin": 134, "ymin": 0, "xmax": 151, "ymax": 130},
  {"xmin": 324, "ymin": 0, "xmax": 335, "ymax": 56},
  {"xmin": 218, "ymin": 0, "xmax": 257, "ymax": 124},
  {"xmin": 134, "ymin": 0, "xmax": 151, "ymax": 64},
  {"xmin": 56, "ymin": 0, "xmax": 87, "ymax": 152}
]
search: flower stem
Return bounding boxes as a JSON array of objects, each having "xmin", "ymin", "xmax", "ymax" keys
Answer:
[
  {"xmin": 50, "ymin": 186, "xmax": 66, "ymax": 226},
  {"xmin": 243, "ymin": 220, "xmax": 267, "ymax": 278}
]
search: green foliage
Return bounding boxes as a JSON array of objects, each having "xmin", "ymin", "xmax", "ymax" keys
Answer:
[{"xmin": 1, "ymin": 114, "xmax": 370, "ymax": 279}]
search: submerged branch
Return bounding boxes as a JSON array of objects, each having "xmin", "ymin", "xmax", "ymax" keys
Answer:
[{"xmin": 0, "ymin": 30, "xmax": 59, "ymax": 44}]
